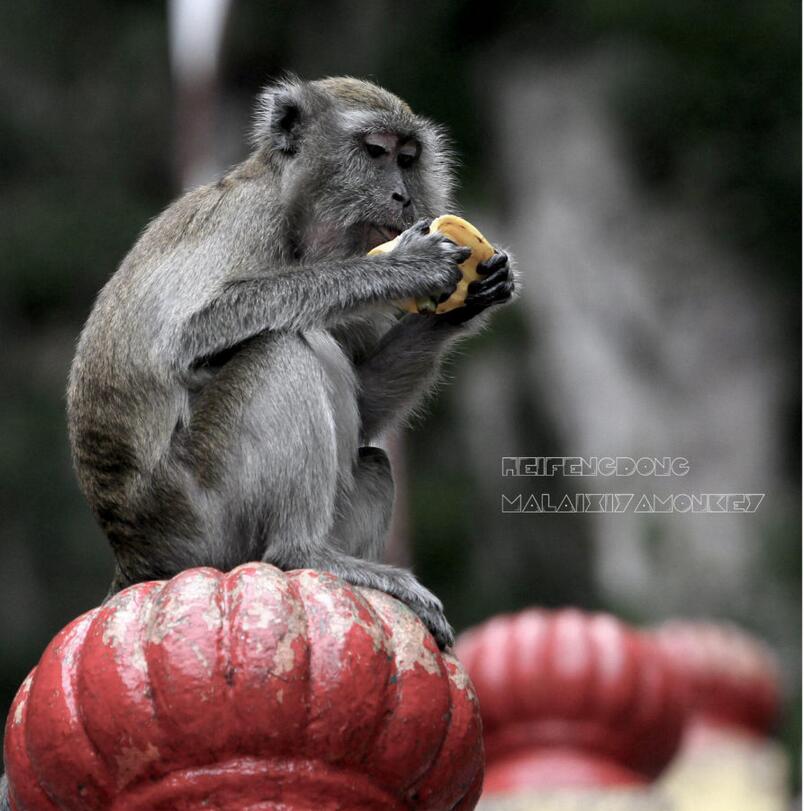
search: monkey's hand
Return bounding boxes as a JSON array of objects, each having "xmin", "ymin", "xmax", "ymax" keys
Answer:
[
  {"xmin": 390, "ymin": 219, "xmax": 471, "ymax": 300},
  {"xmin": 436, "ymin": 250, "xmax": 515, "ymax": 326}
]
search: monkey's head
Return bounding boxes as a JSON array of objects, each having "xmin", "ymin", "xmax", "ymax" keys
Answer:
[{"xmin": 252, "ymin": 76, "xmax": 455, "ymax": 260}]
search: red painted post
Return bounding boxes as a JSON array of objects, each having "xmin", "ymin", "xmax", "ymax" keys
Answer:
[
  {"xmin": 456, "ymin": 609, "xmax": 685, "ymax": 803},
  {"xmin": 4, "ymin": 564, "xmax": 483, "ymax": 811},
  {"xmin": 652, "ymin": 620, "xmax": 789, "ymax": 810},
  {"xmin": 653, "ymin": 620, "xmax": 780, "ymax": 745}
]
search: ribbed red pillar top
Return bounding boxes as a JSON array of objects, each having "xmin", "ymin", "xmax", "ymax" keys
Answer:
[
  {"xmin": 653, "ymin": 620, "xmax": 780, "ymax": 742},
  {"xmin": 456, "ymin": 608, "xmax": 685, "ymax": 794},
  {"xmin": 4, "ymin": 563, "xmax": 484, "ymax": 811}
]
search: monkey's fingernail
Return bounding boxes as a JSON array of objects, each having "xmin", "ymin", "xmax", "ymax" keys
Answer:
[{"xmin": 480, "ymin": 253, "xmax": 506, "ymax": 275}]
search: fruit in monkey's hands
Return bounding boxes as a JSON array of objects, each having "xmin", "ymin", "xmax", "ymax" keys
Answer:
[{"xmin": 369, "ymin": 215, "xmax": 496, "ymax": 314}]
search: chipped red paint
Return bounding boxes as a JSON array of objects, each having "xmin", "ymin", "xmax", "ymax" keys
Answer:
[
  {"xmin": 455, "ymin": 609, "xmax": 684, "ymax": 794},
  {"xmin": 653, "ymin": 620, "xmax": 780, "ymax": 743},
  {"xmin": 4, "ymin": 564, "xmax": 483, "ymax": 811}
]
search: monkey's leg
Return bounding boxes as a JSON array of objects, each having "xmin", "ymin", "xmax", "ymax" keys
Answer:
[
  {"xmin": 269, "ymin": 466, "xmax": 454, "ymax": 652},
  {"xmin": 327, "ymin": 449, "xmax": 455, "ymax": 648},
  {"xmin": 191, "ymin": 334, "xmax": 451, "ymax": 648},
  {"xmin": 182, "ymin": 330, "xmax": 342, "ymax": 572},
  {"xmin": 318, "ymin": 448, "xmax": 456, "ymax": 648},
  {"xmin": 330, "ymin": 446, "xmax": 395, "ymax": 561}
]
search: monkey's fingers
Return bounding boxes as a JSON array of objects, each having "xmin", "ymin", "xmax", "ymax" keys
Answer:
[
  {"xmin": 436, "ymin": 284, "xmax": 513, "ymax": 326},
  {"xmin": 476, "ymin": 249, "xmax": 509, "ymax": 277},
  {"xmin": 465, "ymin": 273, "xmax": 515, "ymax": 307},
  {"xmin": 465, "ymin": 277, "xmax": 516, "ymax": 307},
  {"xmin": 450, "ymin": 244, "xmax": 474, "ymax": 264},
  {"xmin": 467, "ymin": 262, "xmax": 511, "ymax": 293}
]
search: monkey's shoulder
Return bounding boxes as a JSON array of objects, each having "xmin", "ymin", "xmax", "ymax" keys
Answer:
[{"xmin": 127, "ymin": 167, "xmax": 278, "ymax": 268}]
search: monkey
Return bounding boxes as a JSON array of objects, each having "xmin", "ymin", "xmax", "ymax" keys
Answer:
[{"xmin": 66, "ymin": 76, "xmax": 515, "ymax": 650}]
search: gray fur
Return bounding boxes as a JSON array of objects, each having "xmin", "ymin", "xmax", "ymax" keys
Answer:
[{"xmin": 66, "ymin": 76, "xmax": 515, "ymax": 649}]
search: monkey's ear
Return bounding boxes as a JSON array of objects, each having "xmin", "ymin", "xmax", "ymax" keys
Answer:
[
  {"xmin": 268, "ymin": 91, "xmax": 304, "ymax": 154},
  {"xmin": 252, "ymin": 81, "xmax": 307, "ymax": 156}
]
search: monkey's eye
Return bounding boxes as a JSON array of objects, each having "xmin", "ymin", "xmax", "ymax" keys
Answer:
[
  {"xmin": 365, "ymin": 143, "xmax": 387, "ymax": 159},
  {"xmin": 397, "ymin": 142, "xmax": 419, "ymax": 169}
]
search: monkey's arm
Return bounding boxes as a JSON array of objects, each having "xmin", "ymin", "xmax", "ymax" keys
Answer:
[
  {"xmin": 178, "ymin": 252, "xmax": 463, "ymax": 368},
  {"xmin": 356, "ymin": 252, "xmax": 515, "ymax": 440},
  {"xmin": 355, "ymin": 315, "xmax": 459, "ymax": 441}
]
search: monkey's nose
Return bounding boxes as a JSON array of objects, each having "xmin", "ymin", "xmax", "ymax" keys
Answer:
[{"xmin": 392, "ymin": 191, "xmax": 412, "ymax": 208}]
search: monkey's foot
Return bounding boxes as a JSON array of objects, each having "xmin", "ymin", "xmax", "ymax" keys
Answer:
[
  {"xmin": 415, "ymin": 602, "xmax": 455, "ymax": 651},
  {"xmin": 272, "ymin": 548, "xmax": 455, "ymax": 650},
  {"xmin": 374, "ymin": 571, "xmax": 455, "ymax": 650}
]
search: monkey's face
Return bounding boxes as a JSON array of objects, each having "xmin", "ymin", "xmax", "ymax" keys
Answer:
[
  {"xmin": 254, "ymin": 78, "xmax": 455, "ymax": 262},
  {"xmin": 299, "ymin": 115, "xmax": 454, "ymax": 261}
]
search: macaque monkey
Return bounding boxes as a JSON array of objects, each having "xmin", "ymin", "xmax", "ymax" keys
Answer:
[{"xmin": 67, "ymin": 76, "xmax": 515, "ymax": 648}]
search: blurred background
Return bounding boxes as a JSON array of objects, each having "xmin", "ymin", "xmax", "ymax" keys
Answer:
[{"xmin": 0, "ymin": 0, "xmax": 800, "ymax": 789}]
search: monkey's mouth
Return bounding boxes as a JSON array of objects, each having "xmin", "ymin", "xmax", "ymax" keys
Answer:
[{"xmin": 365, "ymin": 224, "xmax": 402, "ymax": 252}]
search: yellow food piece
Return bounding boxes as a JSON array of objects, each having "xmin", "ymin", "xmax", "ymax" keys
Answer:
[{"xmin": 368, "ymin": 215, "xmax": 496, "ymax": 314}]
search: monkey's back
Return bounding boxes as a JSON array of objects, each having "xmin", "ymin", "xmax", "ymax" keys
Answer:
[
  {"xmin": 66, "ymin": 187, "xmax": 229, "ymax": 558},
  {"xmin": 68, "ymin": 172, "xmax": 279, "ymax": 505},
  {"xmin": 67, "ymin": 269, "xmax": 191, "ymax": 565}
]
